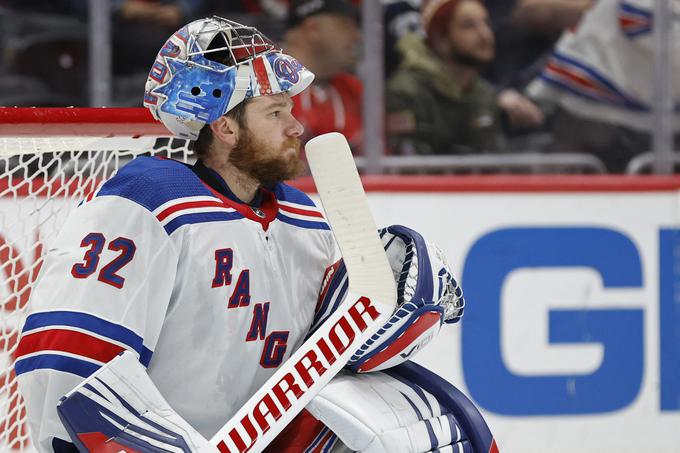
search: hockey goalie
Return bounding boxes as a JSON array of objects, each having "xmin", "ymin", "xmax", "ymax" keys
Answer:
[{"xmin": 14, "ymin": 14, "xmax": 497, "ymax": 453}]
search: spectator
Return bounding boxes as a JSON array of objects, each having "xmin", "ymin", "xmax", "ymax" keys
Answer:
[
  {"xmin": 527, "ymin": 0, "xmax": 680, "ymax": 172},
  {"xmin": 113, "ymin": 0, "xmax": 209, "ymax": 75},
  {"xmin": 283, "ymin": 0, "xmax": 363, "ymax": 151},
  {"xmin": 386, "ymin": 0, "xmax": 543, "ymax": 155},
  {"xmin": 5, "ymin": 1, "xmax": 208, "ymax": 75}
]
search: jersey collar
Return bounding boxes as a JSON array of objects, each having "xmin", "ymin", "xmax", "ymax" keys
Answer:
[{"xmin": 192, "ymin": 160, "xmax": 278, "ymax": 230}]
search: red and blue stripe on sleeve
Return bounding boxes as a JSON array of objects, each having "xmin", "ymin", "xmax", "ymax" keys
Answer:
[
  {"xmin": 307, "ymin": 259, "xmax": 349, "ymax": 338},
  {"xmin": 15, "ymin": 311, "xmax": 152, "ymax": 378},
  {"xmin": 619, "ymin": 2, "xmax": 652, "ymax": 37}
]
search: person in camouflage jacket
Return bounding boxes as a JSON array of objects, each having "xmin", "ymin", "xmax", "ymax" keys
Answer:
[{"xmin": 386, "ymin": 0, "xmax": 543, "ymax": 155}]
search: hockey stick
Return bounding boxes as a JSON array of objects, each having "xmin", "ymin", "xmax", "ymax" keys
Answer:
[{"xmin": 209, "ymin": 132, "xmax": 397, "ymax": 452}]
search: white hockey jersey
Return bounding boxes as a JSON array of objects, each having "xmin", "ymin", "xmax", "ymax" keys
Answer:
[
  {"xmin": 527, "ymin": 0, "xmax": 680, "ymax": 132},
  {"xmin": 15, "ymin": 156, "xmax": 337, "ymax": 451}
]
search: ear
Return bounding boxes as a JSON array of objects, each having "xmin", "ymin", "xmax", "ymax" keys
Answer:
[
  {"xmin": 210, "ymin": 115, "xmax": 239, "ymax": 148},
  {"xmin": 431, "ymin": 34, "xmax": 451, "ymax": 60}
]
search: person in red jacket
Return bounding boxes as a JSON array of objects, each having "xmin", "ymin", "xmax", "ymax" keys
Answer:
[{"xmin": 283, "ymin": 0, "xmax": 364, "ymax": 152}]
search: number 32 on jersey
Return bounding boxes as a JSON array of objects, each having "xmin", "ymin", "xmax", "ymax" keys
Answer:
[{"xmin": 70, "ymin": 232, "xmax": 137, "ymax": 289}]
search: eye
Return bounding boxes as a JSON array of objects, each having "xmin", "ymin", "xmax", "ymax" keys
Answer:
[{"xmin": 271, "ymin": 110, "xmax": 281, "ymax": 118}]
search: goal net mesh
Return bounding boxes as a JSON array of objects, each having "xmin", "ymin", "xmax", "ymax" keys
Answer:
[{"xmin": 0, "ymin": 108, "xmax": 192, "ymax": 451}]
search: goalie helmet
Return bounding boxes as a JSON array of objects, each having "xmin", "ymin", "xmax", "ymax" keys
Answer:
[{"xmin": 144, "ymin": 16, "xmax": 315, "ymax": 139}]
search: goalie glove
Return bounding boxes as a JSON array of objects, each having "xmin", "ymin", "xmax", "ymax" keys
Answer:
[
  {"xmin": 313, "ymin": 225, "xmax": 465, "ymax": 373},
  {"xmin": 379, "ymin": 224, "xmax": 465, "ymax": 324},
  {"xmin": 349, "ymin": 225, "xmax": 465, "ymax": 372}
]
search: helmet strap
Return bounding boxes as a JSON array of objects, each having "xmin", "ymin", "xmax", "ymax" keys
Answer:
[{"xmin": 226, "ymin": 63, "xmax": 251, "ymax": 112}]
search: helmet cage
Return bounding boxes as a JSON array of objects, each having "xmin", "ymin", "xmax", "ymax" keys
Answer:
[{"xmin": 186, "ymin": 17, "xmax": 280, "ymax": 68}]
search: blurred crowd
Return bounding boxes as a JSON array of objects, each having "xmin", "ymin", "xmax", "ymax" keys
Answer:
[{"xmin": 0, "ymin": 0, "xmax": 678, "ymax": 173}]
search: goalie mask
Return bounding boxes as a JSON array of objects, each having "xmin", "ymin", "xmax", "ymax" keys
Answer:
[{"xmin": 144, "ymin": 16, "xmax": 315, "ymax": 139}]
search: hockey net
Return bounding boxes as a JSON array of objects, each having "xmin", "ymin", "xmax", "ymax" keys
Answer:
[{"xmin": 0, "ymin": 107, "xmax": 193, "ymax": 451}]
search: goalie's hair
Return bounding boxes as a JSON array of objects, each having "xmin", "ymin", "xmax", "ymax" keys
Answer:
[{"xmin": 192, "ymin": 98, "xmax": 252, "ymax": 158}]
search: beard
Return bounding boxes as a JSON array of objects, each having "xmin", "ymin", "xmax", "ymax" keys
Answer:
[
  {"xmin": 228, "ymin": 127, "xmax": 305, "ymax": 187},
  {"xmin": 450, "ymin": 45, "xmax": 493, "ymax": 69}
]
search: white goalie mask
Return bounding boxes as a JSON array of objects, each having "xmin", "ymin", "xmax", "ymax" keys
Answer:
[{"xmin": 144, "ymin": 16, "xmax": 315, "ymax": 139}]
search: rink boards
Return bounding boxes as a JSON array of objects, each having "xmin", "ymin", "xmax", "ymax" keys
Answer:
[{"xmin": 357, "ymin": 176, "xmax": 680, "ymax": 453}]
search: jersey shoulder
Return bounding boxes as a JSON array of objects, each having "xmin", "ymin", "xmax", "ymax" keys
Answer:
[
  {"xmin": 273, "ymin": 183, "xmax": 330, "ymax": 232},
  {"xmin": 96, "ymin": 156, "xmax": 213, "ymax": 212},
  {"xmin": 273, "ymin": 182, "xmax": 318, "ymax": 208}
]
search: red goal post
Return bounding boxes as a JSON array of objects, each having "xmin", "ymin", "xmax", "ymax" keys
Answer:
[
  {"xmin": 0, "ymin": 107, "xmax": 189, "ymax": 452},
  {"xmin": 0, "ymin": 107, "xmax": 169, "ymax": 137}
]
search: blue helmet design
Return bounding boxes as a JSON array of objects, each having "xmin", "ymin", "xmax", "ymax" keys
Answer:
[{"xmin": 144, "ymin": 16, "xmax": 315, "ymax": 139}]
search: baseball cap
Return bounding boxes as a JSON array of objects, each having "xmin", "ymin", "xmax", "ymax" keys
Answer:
[{"xmin": 288, "ymin": 0, "xmax": 360, "ymax": 27}]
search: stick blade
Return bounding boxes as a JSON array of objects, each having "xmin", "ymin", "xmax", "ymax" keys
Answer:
[{"xmin": 306, "ymin": 132, "xmax": 396, "ymax": 308}]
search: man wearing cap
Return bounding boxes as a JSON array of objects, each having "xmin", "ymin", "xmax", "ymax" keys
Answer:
[
  {"xmin": 284, "ymin": 0, "xmax": 364, "ymax": 152},
  {"xmin": 386, "ymin": 0, "xmax": 543, "ymax": 156}
]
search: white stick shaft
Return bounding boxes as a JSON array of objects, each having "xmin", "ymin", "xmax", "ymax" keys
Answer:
[{"xmin": 305, "ymin": 133, "xmax": 396, "ymax": 307}]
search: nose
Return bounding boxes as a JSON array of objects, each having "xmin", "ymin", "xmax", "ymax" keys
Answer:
[
  {"xmin": 480, "ymin": 22, "xmax": 494, "ymax": 43},
  {"xmin": 287, "ymin": 114, "xmax": 304, "ymax": 137}
]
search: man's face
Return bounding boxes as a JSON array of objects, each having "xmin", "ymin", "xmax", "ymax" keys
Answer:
[
  {"xmin": 446, "ymin": 0, "xmax": 495, "ymax": 67},
  {"xmin": 311, "ymin": 14, "xmax": 360, "ymax": 74},
  {"xmin": 228, "ymin": 93, "xmax": 305, "ymax": 186}
]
